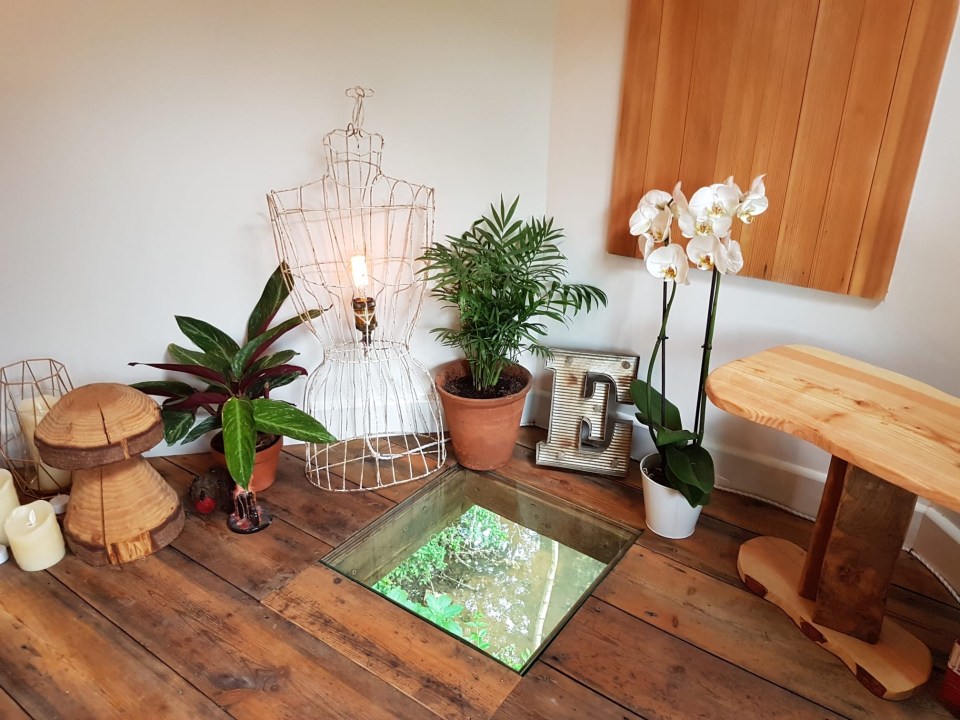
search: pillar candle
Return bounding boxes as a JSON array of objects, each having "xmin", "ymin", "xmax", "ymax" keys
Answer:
[
  {"xmin": 4, "ymin": 500, "xmax": 65, "ymax": 571},
  {"xmin": 16, "ymin": 395, "xmax": 72, "ymax": 492},
  {"xmin": 0, "ymin": 469, "xmax": 20, "ymax": 545}
]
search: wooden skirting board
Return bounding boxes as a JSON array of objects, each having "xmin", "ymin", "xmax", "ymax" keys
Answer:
[{"xmin": 738, "ymin": 536, "xmax": 932, "ymax": 700}]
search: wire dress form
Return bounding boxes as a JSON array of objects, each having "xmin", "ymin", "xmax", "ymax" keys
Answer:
[{"xmin": 268, "ymin": 88, "xmax": 445, "ymax": 491}]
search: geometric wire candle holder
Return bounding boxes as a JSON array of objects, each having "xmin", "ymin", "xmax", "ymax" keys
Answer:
[
  {"xmin": 267, "ymin": 87, "xmax": 446, "ymax": 492},
  {"xmin": 0, "ymin": 358, "xmax": 74, "ymax": 497}
]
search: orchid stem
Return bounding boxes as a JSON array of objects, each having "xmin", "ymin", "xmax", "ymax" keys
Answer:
[
  {"xmin": 645, "ymin": 281, "xmax": 677, "ymax": 450},
  {"xmin": 694, "ymin": 269, "xmax": 721, "ymax": 444}
]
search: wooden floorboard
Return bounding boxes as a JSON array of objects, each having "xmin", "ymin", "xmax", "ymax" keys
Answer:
[
  {"xmin": 0, "ymin": 567, "xmax": 227, "ymax": 719},
  {"xmin": 0, "ymin": 428, "xmax": 955, "ymax": 718},
  {"xmin": 47, "ymin": 549, "xmax": 430, "ymax": 720},
  {"xmin": 544, "ymin": 596, "xmax": 846, "ymax": 719},
  {"xmin": 264, "ymin": 562, "xmax": 519, "ymax": 720}
]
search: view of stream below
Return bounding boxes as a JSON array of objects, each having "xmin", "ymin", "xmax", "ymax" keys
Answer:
[{"xmin": 372, "ymin": 505, "xmax": 606, "ymax": 670}]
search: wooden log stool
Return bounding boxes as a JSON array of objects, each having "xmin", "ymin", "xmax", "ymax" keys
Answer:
[
  {"xmin": 706, "ymin": 345, "xmax": 960, "ymax": 700},
  {"xmin": 35, "ymin": 383, "xmax": 184, "ymax": 565}
]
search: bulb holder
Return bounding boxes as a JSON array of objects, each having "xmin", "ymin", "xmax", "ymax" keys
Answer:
[{"xmin": 352, "ymin": 296, "xmax": 378, "ymax": 343}]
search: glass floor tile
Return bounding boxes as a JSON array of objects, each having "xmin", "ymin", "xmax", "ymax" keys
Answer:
[{"xmin": 323, "ymin": 466, "xmax": 637, "ymax": 673}]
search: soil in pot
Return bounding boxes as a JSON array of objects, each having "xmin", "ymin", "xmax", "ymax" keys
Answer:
[{"xmin": 443, "ymin": 374, "xmax": 526, "ymax": 400}]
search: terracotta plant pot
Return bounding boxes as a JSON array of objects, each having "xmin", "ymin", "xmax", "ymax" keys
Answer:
[
  {"xmin": 640, "ymin": 453, "xmax": 703, "ymax": 539},
  {"xmin": 210, "ymin": 433, "xmax": 283, "ymax": 493},
  {"xmin": 435, "ymin": 359, "xmax": 532, "ymax": 472}
]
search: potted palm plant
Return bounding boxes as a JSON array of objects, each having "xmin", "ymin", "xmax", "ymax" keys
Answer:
[
  {"xmin": 419, "ymin": 197, "xmax": 606, "ymax": 470},
  {"xmin": 628, "ymin": 175, "xmax": 767, "ymax": 538},
  {"xmin": 130, "ymin": 262, "xmax": 335, "ymax": 531}
]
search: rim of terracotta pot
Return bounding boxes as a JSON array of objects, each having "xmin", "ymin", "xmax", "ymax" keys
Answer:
[{"xmin": 434, "ymin": 358, "xmax": 533, "ymax": 407}]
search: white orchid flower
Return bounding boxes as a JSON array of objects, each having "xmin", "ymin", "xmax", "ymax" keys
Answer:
[
  {"xmin": 629, "ymin": 189, "xmax": 673, "ymax": 236},
  {"xmin": 736, "ymin": 174, "xmax": 768, "ymax": 224},
  {"xmin": 637, "ymin": 207, "xmax": 672, "ymax": 257},
  {"xmin": 676, "ymin": 183, "xmax": 736, "ymax": 239},
  {"xmin": 721, "ymin": 236, "xmax": 744, "ymax": 275},
  {"xmin": 646, "ymin": 243, "xmax": 690, "ymax": 285},
  {"xmin": 686, "ymin": 234, "xmax": 745, "ymax": 275}
]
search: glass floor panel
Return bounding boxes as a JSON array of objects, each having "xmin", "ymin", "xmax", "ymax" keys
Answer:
[{"xmin": 323, "ymin": 466, "xmax": 637, "ymax": 673}]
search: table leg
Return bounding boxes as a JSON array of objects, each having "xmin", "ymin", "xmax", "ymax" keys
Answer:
[
  {"xmin": 809, "ymin": 464, "xmax": 917, "ymax": 643},
  {"xmin": 798, "ymin": 455, "xmax": 847, "ymax": 601}
]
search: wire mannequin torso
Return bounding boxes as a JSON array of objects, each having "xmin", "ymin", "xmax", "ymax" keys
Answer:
[{"xmin": 267, "ymin": 88, "xmax": 445, "ymax": 490}]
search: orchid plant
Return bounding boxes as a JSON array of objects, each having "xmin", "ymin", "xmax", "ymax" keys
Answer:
[{"xmin": 629, "ymin": 175, "xmax": 767, "ymax": 507}]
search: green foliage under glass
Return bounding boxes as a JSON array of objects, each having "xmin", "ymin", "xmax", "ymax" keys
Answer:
[
  {"xmin": 129, "ymin": 262, "xmax": 335, "ymax": 489},
  {"xmin": 419, "ymin": 197, "xmax": 607, "ymax": 391}
]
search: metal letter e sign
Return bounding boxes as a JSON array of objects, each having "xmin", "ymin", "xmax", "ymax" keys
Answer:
[{"xmin": 536, "ymin": 349, "xmax": 638, "ymax": 478}]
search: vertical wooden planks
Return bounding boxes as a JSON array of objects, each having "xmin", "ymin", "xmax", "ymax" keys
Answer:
[
  {"xmin": 607, "ymin": 0, "xmax": 957, "ymax": 297},
  {"xmin": 811, "ymin": 0, "xmax": 913, "ymax": 293},
  {"xmin": 607, "ymin": 0, "xmax": 664, "ymax": 257},
  {"xmin": 771, "ymin": 0, "xmax": 866, "ymax": 287},
  {"xmin": 643, "ymin": 0, "xmax": 701, "ymax": 190},
  {"xmin": 677, "ymin": 0, "xmax": 738, "ymax": 187},
  {"xmin": 850, "ymin": 0, "xmax": 960, "ymax": 299}
]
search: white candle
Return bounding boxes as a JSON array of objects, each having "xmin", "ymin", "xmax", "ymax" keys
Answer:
[
  {"xmin": 16, "ymin": 395, "xmax": 72, "ymax": 492},
  {"xmin": 0, "ymin": 469, "xmax": 20, "ymax": 545},
  {"xmin": 4, "ymin": 501, "xmax": 65, "ymax": 571}
]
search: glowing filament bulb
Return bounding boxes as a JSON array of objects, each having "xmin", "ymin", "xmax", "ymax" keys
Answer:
[{"xmin": 351, "ymin": 255, "xmax": 369, "ymax": 296}]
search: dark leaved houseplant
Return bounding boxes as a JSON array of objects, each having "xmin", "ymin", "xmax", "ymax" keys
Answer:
[
  {"xmin": 419, "ymin": 197, "xmax": 606, "ymax": 470},
  {"xmin": 130, "ymin": 262, "xmax": 335, "ymax": 496}
]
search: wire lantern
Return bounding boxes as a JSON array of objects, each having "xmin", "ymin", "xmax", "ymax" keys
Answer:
[
  {"xmin": 268, "ymin": 87, "xmax": 445, "ymax": 491},
  {"xmin": 0, "ymin": 359, "xmax": 74, "ymax": 497}
]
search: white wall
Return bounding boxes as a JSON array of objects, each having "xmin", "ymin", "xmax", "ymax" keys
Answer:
[
  {"xmin": 543, "ymin": 0, "xmax": 960, "ymax": 588},
  {"xmin": 0, "ymin": 0, "xmax": 556, "ymax": 453}
]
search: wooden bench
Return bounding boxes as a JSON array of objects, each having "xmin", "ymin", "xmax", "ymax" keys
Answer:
[{"xmin": 706, "ymin": 345, "xmax": 960, "ymax": 700}]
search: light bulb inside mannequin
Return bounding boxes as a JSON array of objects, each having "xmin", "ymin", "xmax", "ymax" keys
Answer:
[{"xmin": 350, "ymin": 254, "xmax": 377, "ymax": 342}]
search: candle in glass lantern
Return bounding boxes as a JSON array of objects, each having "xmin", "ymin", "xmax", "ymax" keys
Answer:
[
  {"xmin": 4, "ymin": 500, "xmax": 65, "ymax": 571},
  {"xmin": 0, "ymin": 469, "xmax": 20, "ymax": 545},
  {"xmin": 16, "ymin": 394, "xmax": 72, "ymax": 492},
  {"xmin": 350, "ymin": 254, "xmax": 377, "ymax": 342}
]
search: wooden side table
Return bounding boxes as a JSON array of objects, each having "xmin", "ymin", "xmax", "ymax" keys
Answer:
[{"xmin": 705, "ymin": 345, "xmax": 960, "ymax": 700}]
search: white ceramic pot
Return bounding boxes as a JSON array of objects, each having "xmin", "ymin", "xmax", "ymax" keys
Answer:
[{"xmin": 640, "ymin": 453, "xmax": 703, "ymax": 539}]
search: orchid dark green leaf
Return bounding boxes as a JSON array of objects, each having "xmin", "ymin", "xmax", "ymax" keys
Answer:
[
  {"xmin": 252, "ymin": 398, "xmax": 336, "ymax": 444},
  {"xmin": 222, "ymin": 396, "xmax": 256, "ymax": 489},
  {"xmin": 630, "ymin": 379, "xmax": 682, "ymax": 431},
  {"xmin": 654, "ymin": 428, "xmax": 698, "ymax": 448},
  {"xmin": 663, "ymin": 443, "xmax": 715, "ymax": 507},
  {"xmin": 175, "ymin": 316, "xmax": 240, "ymax": 361}
]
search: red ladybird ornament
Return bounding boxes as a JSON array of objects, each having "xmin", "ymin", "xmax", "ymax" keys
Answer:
[{"xmin": 189, "ymin": 469, "xmax": 232, "ymax": 515}]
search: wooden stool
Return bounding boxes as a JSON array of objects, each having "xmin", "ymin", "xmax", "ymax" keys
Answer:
[
  {"xmin": 35, "ymin": 383, "xmax": 184, "ymax": 565},
  {"xmin": 706, "ymin": 345, "xmax": 960, "ymax": 700}
]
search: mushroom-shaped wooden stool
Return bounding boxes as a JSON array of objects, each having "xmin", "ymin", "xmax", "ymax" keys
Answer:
[{"xmin": 35, "ymin": 383, "xmax": 184, "ymax": 565}]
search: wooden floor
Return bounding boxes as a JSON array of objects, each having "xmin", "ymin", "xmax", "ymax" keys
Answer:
[{"xmin": 2, "ymin": 427, "xmax": 959, "ymax": 719}]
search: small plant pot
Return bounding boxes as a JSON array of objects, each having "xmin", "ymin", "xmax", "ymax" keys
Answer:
[
  {"xmin": 435, "ymin": 359, "xmax": 532, "ymax": 471},
  {"xmin": 640, "ymin": 453, "xmax": 703, "ymax": 539},
  {"xmin": 210, "ymin": 433, "xmax": 283, "ymax": 493}
]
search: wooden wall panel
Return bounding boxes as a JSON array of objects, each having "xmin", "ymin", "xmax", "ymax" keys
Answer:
[
  {"xmin": 608, "ymin": 0, "xmax": 959, "ymax": 299},
  {"xmin": 607, "ymin": 0, "xmax": 664, "ymax": 257},
  {"xmin": 850, "ymin": 0, "xmax": 960, "ymax": 298},
  {"xmin": 771, "ymin": 0, "xmax": 866, "ymax": 288},
  {"xmin": 810, "ymin": 0, "xmax": 913, "ymax": 292}
]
